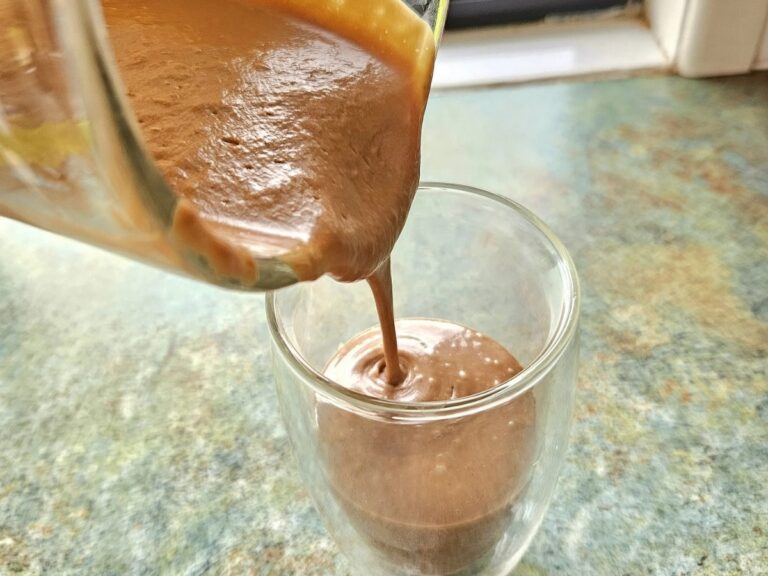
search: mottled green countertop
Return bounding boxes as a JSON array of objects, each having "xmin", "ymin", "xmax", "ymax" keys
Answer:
[{"xmin": 1, "ymin": 73, "xmax": 767, "ymax": 575}]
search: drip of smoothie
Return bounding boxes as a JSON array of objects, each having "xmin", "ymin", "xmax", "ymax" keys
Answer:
[{"xmin": 367, "ymin": 259, "xmax": 403, "ymax": 384}]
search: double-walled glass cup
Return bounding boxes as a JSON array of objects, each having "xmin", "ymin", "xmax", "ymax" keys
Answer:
[{"xmin": 268, "ymin": 183, "xmax": 580, "ymax": 575}]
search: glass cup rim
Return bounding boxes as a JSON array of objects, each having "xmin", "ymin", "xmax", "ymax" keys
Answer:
[{"xmin": 266, "ymin": 182, "xmax": 580, "ymax": 418}]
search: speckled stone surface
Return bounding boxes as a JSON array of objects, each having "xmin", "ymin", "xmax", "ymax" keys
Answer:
[{"xmin": 1, "ymin": 73, "xmax": 767, "ymax": 575}]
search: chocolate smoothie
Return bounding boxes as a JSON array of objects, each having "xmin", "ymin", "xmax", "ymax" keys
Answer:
[
  {"xmin": 104, "ymin": 1, "xmax": 537, "ymax": 572},
  {"xmin": 322, "ymin": 319, "xmax": 536, "ymax": 573}
]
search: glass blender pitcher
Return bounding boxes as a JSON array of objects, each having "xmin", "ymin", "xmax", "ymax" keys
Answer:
[{"xmin": 0, "ymin": 0, "xmax": 448, "ymax": 290}]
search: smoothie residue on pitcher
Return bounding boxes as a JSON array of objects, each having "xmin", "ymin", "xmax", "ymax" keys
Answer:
[{"xmin": 103, "ymin": 0, "xmax": 435, "ymax": 285}]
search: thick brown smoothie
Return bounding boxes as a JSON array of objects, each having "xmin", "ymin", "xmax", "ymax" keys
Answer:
[
  {"xmin": 322, "ymin": 318, "xmax": 536, "ymax": 573},
  {"xmin": 103, "ymin": 0, "xmax": 434, "ymax": 284},
  {"xmin": 104, "ymin": 2, "xmax": 537, "ymax": 572}
]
